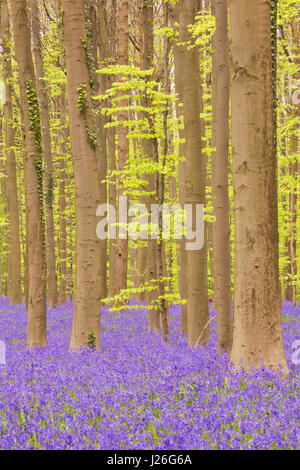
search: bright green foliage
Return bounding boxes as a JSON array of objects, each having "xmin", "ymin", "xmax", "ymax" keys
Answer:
[{"xmin": 0, "ymin": 0, "xmax": 298, "ymax": 307}]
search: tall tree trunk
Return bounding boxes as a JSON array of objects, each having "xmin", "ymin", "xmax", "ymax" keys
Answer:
[
  {"xmin": 139, "ymin": 0, "xmax": 160, "ymax": 329},
  {"xmin": 135, "ymin": 0, "xmax": 152, "ymax": 305},
  {"xmin": 55, "ymin": 0, "xmax": 68, "ymax": 304},
  {"xmin": 157, "ymin": 1, "xmax": 170, "ymax": 342},
  {"xmin": 179, "ymin": 0, "xmax": 209, "ymax": 347},
  {"xmin": 11, "ymin": 0, "xmax": 47, "ymax": 347},
  {"xmin": 114, "ymin": 0, "xmax": 129, "ymax": 298},
  {"xmin": 62, "ymin": 0, "xmax": 101, "ymax": 349},
  {"xmin": 210, "ymin": 0, "xmax": 217, "ymax": 309},
  {"xmin": 1, "ymin": 0, "xmax": 22, "ymax": 304},
  {"xmin": 102, "ymin": 0, "xmax": 117, "ymax": 300},
  {"xmin": 89, "ymin": 0, "xmax": 108, "ymax": 301},
  {"xmin": 214, "ymin": 0, "xmax": 232, "ymax": 352},
  {"xmin": 286, "ymin": 159, "xmax": 298, "ymax": 305},
  {"xmin": 30, "ymin": 0, "xmax": 58, "ymax": 308},
  {"xmin": 286, "ymin": 19, "xmax": 299, "ymax": 306},
  {"xmin": 58, "ymin": 86, "xmax": 67, "ymax": 304},
  {"xmin": 66, "ymin": 190, "xmax": 74, "ymax": 302},
  {"xmin": 171, "ymin": 1, "xmax": 188, "ymax": 334},
  {"xmin": 107, "ymin": 125, "xmax": 117, "ymax": 298},
  {"xmin": 0, "ymin": 113, "xmax": 8, "ymax": 297},
  {"xmin": 229, "ymin": 0, "xmax": 288, "ymax": 372}
]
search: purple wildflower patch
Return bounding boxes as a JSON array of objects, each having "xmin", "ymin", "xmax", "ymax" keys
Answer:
[{"xmin": 0, "ymin": 298, "xmax": 299, "ymax": 450}]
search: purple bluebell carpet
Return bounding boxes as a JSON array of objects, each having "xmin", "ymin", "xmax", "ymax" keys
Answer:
[{"xmin": 0, "ymin": 298, "xmax": 299, "ymax": 449}]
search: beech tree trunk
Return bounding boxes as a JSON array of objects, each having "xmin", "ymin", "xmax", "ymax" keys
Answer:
[
  {"xmin": 1, "ymin": 0, "xmax": 22, "ymax": 304},
  {"xmin": 157, "ymin": 2, "xmax": 171, "ymax": 342},
  {"xmin": 135, "ymin": 0, "xmax": 152, "ymax": 305},
  {"xmin": 0, "ymin": 131, "xmax": 4, "ymax": 298},
  {"xmin": 89, "ymin": 0, "xmax": 108, "ymax": 301},
  {"xmin": 114, "ymin": 0, "xmax": 129, "ymax": 298},
  {"xmin": 171, "ymin": 1, "xmax": 188, "ymax": 334},
  {"xmin": 229, "ymin": 0, "xmax": 288, "ymax": 372},
  {"xmin": 286, "ymin": 19, "xmax": 299, "ymax": 306},
  {"xmin": 56, "ymin": 0, "xmax": 68, "ymax": 304},
  {"xmin": 62, "ymin": 0, "xmax": 101, "ymax": 349},
  {"xmin": 30, "ymin": 0, "xmax": 58, "ymax": 308},
  {"xmin": 139, "ymin": 0, "xmax": 160, "ymax": 330},
  {"xmin": 102, "ymin": 0, "xmax": 118, "ymax": 300},
  {"xmin": 11, "ymin": 0, "xmax": 47, "ymax": 347},
  {"xmin": 58, "ymin": 86, "xmax": 67, "ymax": 304},
  {"xmin": 66, "ymin": 192, "xmax": 74, "ymax": 302},
  {"xmin": 107, "ymin": 124, "xmax": 117, "ymax": 298},
  {"xmin": 179, "ymin": 0, "xmax": 209, "ymax": 347},
  {"xmin": 210, "ymin": 0, "xmax": 217, "ymax": 310},
  {"xmin": 286, "ymin": 159, "xmax": 298, "ymax": 306},
  {"xmin": 214, "ymin": 0, "xmax": 232, "ymax": 352}
]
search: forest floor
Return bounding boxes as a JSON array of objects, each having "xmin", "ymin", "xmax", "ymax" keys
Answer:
[{"xmin": 0, "ymin": 298, "xmax": 299, "ymax": 450}]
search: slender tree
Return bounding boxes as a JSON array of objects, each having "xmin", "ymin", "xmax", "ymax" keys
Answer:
[
  {"xmin": 179, "ymin": 0, "xmax": 209, "ymax": 347},
  {"xmin": 214, "ymin": 0, "xmax": 232, "ymax": 352},
  {"xmin": 286, "ymin": 19, "xmax": 299, "ymax": 307},
  {"xmin": 58, "ymin": 86, "xmax": 67, "ymax": 304},
  {"xmin": 30, "ymin": 0, "xmax": 58, "ymax": 308},
  {"xmin": 62, "ymin": 0, "xmax": 101, "ymax": 349},
  {"xmin": 11, "ymin": 0, "xmax": 47, "ymax": 347},
  {"xmin": 55, "ymin": 0, "xmax": 68, "ymax": 305},
  {"xmin": 114, "ymin": 0, "xmax": 129, "ymax": 298},
  {"xmin": 171, "ymin": 1, "xmax": 188, "ymax": 334},
  {"xmin": 210, "ymin": 0, "xmax": 217, "ymax": 309},
  {"xmin": 88, "ymin": 0, "xmax": 108, "ymax": 301},
  {"xmin": 139, "ymin": 0, "xmax": 160, "ymax": 330},
  {"xmin": 101, "ymin": 0, "xmax": 118, "ymax": 300},
  {"xmin": 157, "ymin": 1, "xmax": 170, "ymax": 342},
  {"xmin": 0, "ymin": 0, "xmax": 22, "ymax": 304}
]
